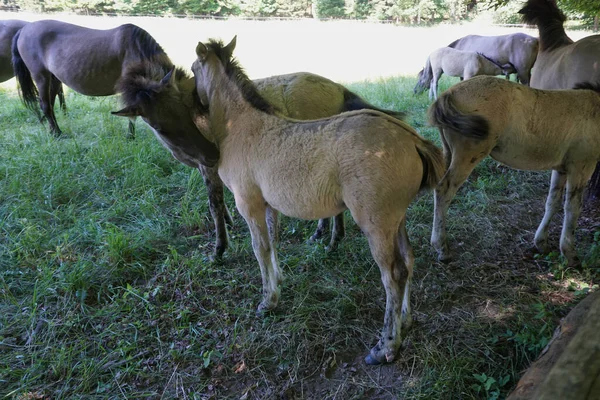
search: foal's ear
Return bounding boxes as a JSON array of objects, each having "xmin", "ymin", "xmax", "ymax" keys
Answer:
[
  {"xmin": 112, "ymin": 106, "xmax": 140, "ymax": 118},
  {"xmin": 224, "ymin": 35, "xmax": 237, "ymax": 55},
  {"xmin": 196, "ymin": 42, "xmax": 208, "ymax": 59}
]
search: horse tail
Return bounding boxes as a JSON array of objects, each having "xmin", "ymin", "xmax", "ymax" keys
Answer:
[
  {"xmin": 413, "ymin": 57, "xmax": 432, "ymax": 94},
  {"xmin": 416, "ymin": 139, "xmax": 446, "ymax": 191},
  {"xmin": 11, "ymin": 29, "xmax": 40, "ymax": 115},
  {"xmin": 428, "ymin": 91, "xmax": 490, "ymax": 139},
  {"xmin": 342, "ymin": 89, "xmax": 406, "ymax": 120}
]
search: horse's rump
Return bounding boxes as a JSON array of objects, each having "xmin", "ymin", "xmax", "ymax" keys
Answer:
[{"xmin": 428, "ymin": 92, "xmax": 490, "ymax": 139}]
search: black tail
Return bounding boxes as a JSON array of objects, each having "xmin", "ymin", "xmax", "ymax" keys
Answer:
[
  {"xmin": 428, "ymin": 92, "xmax": 489, "ymax": 139},
  {"xmin": 342, "ymin": 89, "xmax": 406, "ymax": 120},
  {"xmin": 573, "ymin": 81, "xmax": 600, "ymax": 93},
  {"xmin": 11, "ymin": 30, "xmax": 40, "ymax": 117},
  {"xmin": 413, "ymin": 58, "xmax": 433, "ymax": 94}
]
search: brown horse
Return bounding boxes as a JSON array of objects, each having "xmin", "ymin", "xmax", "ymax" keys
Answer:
[
  {"xmin": 192, "ymin": 37, "xmax": 445, "ymax": 365},
  {"xmin": 113, "ymin": 57, "xmax": 406, "ymax": 259},
  {"xmin": 11, "ymin": 20, "xmax": 167, "ymax": 136},
  {"xmin": 447, "ymin": 33, "xmax": 539, "ymax": 85},
  {"xmin": 519, "ymin": 0, "xmax": 600, "ymax": 199},
  {"xmin": 428, "ymin": 76, "xmax": 600, "ymax": 267},
  {"xmin": 414, "ymin": 47, "xmax": 515, "ymax": 100},
  {"xmin": 2, "ymin": 20, "xmax": 66, "ymax": 112}
]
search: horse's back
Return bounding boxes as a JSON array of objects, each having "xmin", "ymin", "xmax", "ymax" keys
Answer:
[
  {"xmin": 254, "ymin": 72, "xmax": 346, "ymax": 119},
  {"xmin": 15, "ymin": 19, "xmax": 162, "ymax": 96},
  {"xmin": 0, "ymin": 19, "xmax": 27, "ymax": 82},
  {"xmin": 531, "ymin": 34, "xmax": 600, "ymax": 89}
]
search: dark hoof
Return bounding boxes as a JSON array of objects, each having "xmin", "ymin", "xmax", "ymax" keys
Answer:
[
  {"xmin": 364, "ymin": 353, "xmax": 384, "ymax": 365},
  {"xmin": 437, "ymin": 252, "xmax": 452, "ymax": 263}
]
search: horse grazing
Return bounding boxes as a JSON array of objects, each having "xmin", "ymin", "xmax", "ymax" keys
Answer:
[
  {"xmin": 414, "ymin": 47, "xmax": 515, "ymax": 100},
  {"xmin": 428, "ymin": 76, "xmax": 600, "ymax": 267},
  {"xmin": 11, "ymin": 19, "xmax": 168, "ymax": 136},
  {"xmin": 519, "ymin": 0, "xmax": 600, "ymax": 199},
  {"xmin": 113, "ymin": 58, "xmax": 407, "ymax": 260},
  {"xmin": 192, "ymin": 36, "xmax": 445, "ymax": 364},
  {"xmin": 447, "ymin": 33, "xmax": 539, "ymax": 85}
]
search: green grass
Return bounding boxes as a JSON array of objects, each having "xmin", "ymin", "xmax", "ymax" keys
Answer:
[{"xmin": 1, "ymin": 71, "xmax": 599, "ymax": 400}]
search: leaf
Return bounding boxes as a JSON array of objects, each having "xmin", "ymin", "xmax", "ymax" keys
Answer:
[{"xmin": 485, "ymin": 377, "xmax": 497, "ymax": 391}]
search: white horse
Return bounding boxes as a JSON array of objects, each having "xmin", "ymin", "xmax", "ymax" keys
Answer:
[
  {"xmin": 414, "ymin": 47, "xmax": 516, "ymax": 100},
  {"xmin": 192, "ymin": 37, "xmax": 445, "ymax": 364},
  {"xmin": 428, "ymin": 76, "xmax": 600, "ymax": 267}
]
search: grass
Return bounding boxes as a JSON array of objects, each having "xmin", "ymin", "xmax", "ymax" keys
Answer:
[{"xmin": 1, "ymin": 16, "xmax": 600, "ymax": 400}]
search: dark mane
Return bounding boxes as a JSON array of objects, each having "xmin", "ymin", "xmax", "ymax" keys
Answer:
[
  {"xmin": 206, "ymin": 39, "xmax": 275, "ymax": 114},
  {"xmin": 121, "ymin": 24, "xmax": 168, "ymax": 59},
  {"xmin": 477, "ymin": 52, "xmax": 501, "ymax": 68},
  {"xmin": 519, "ymin": 0, "xmax": 573, "ymax": 52},
  {"xmin": 116, "ymin": 58, "xmax": 188, "ymax": 109},
  {"xmin": 573, "ymin": 82, "xmax": 600, "ymax": 94}
]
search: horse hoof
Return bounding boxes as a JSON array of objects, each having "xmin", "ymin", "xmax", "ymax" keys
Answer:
[
  {"xmin": 437, "ymin": 252, "xmax": 452, "ymax": 263},
  {"xmin": 364, "ymin": 353, "xmax": 384, "ymax": 365}
]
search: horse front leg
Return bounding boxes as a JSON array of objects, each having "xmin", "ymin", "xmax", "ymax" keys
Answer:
[
  {"xmin": 198, "ymin": 165, "xmax": 230, "ymax": 261},
  {"xmin": 327, "ymin": 213, "xmax": 346, "ymax": 251},
  {"xmin": 534, "ymin": 170, "xmax": 566, "ymax": 254},
  {"xmin": 310, "ymin": 218, "xmax": 329, "ymax": 242},
  {"xmin": 236, "ymin": 194, "xmax": 281, "ymax": 313},
  {"xmin": 559, "ymin": 165, "xmax": 595, "ymax": 267}
]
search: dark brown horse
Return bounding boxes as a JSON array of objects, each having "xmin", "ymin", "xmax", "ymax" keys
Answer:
[
  {"xmin": 520, "ymin": 0, "xmax": 600, "ymax": 199},
  {"xmin": 11, "ymin": 20, "xmax": 167, "ymax": 135},
  {"xmin": 2, "ymin": 20, "xmax": 66, "ymax": 112}
]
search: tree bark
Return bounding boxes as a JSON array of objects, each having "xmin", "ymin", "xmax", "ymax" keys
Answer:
[{"xmin": 507, "ymin": 291, "xmax": 600, "ymax": 400}]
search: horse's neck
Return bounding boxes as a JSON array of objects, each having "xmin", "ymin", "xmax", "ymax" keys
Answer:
[
  {"xmin": 537, "ymin": 22, "xmax": 573, "ymax": 52},
  {"xmin": 207, "ymin": 69, "xmax": 271, "ymax": 144}
]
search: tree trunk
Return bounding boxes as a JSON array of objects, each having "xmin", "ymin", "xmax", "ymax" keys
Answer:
[{"xmin": 507, "ymin": 291, "xmax": 600, "ymax": 400}]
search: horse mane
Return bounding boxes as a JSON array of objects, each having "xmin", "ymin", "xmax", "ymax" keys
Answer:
[
  {"xmin": 205, "ymin": 39, "xmax": 275, "ymax": 114},
  {"xmin": 477, "ymin": 52, "xmax": 501, "ymax": 68},
  {"xmin": 122, "ymin": 24, "xmax": 168, "ymax": 59},
  {"xmin": 519, "ymin": 0, "xmax": 573, "ymax": 52},
  {"xmin": 116, "ymin": 57, "xmax": 187, "ymax": 109},
  {"xmin": 573, "ymin": 82, "xmax": 600, "ymax": 94}
]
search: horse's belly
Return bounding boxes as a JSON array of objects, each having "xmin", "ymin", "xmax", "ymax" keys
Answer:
[
  {"xmin": 491, "ymin": 147, "xmax": 562, "ymax": 171},
  {"xmin": 265, "ymin": 189, "xmax": 345, "ymax": 221}
]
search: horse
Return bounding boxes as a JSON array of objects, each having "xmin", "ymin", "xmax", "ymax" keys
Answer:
[
  {"xmin": 112, "ymin": 59, "xmax": 407, "ymax": 260},
  {"xmin": 191, "ymin": 36, "xmax": 445, "ymax": 365},
  {"xmin": 413, "ymin": 47, "xmax": 515, "ymax": 100},
  {"xmin": 428, "ymin": 75, "xmax": 600, "ymax": 267},
  {"xmin": 1, "ymin": 20, "xmax": 67, "ymax": 113},
  {"xmin": 447, "ymin": 33, "xmax": 539, "ymax": 85},
  {"xmin": 11, "ymin": 19, "xmax": 167, "ymax": 136},
  {"xmin": 519, "ymin": 0, "xmax": 600, "ymax": 200}
]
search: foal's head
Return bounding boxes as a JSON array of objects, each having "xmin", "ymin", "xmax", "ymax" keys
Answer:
[
  {"xmin": 112, "ymin": 60, "xmax": 219, "ymax": 167},
  {"xmin": 192, "ymin": 36, "xmax": 274, "ymax": 114}
]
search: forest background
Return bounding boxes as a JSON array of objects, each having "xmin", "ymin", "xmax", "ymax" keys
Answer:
[{"xmin": 0, "ymin": 0, "xmax": 599, "ymax": 30}]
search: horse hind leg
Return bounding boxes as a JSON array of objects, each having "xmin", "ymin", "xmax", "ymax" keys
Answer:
[
  {"xmin": 534, "ymin": 170, "xmax": 567, "ymax": 254},
  {"xmin": 559, "ymin": 164, "xmax": 596, "ymax": 267},
  {"xmin": 361, "ymin": 223, "xmax": 410, "ymax": 365},
  {"xmin": 309, "ymin": 218, "xmax": 329, "ymax": 242},
  {"xmin": 431, "ymin": 130, "xmax": 490, "ymax": 261},
  {"xmin": 198, "ymin": 165, "xmax": 230, "ymax": 261},
  {"xmin": 34, "ymin": 73, "xmax": 62, "ymax": 135},
  {"xmin": 50, "ymin": 77, "xmax": 67, "ymax": 114}
]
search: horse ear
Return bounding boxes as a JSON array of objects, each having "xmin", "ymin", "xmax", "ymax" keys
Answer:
[
  {"xmin": 160, "ymin": 68, "xmax": 176, "ymax": 86},
  {"xmin": 225, "ymin": 35, "xmax": 237, "ymax": 55},
  {"xmin": 112, "ymin": 106, "xmax": 141, "ymax": 118},
  {"xmin": 196, "ymin": 42, "xmax": 208, "ymax": 59}
]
